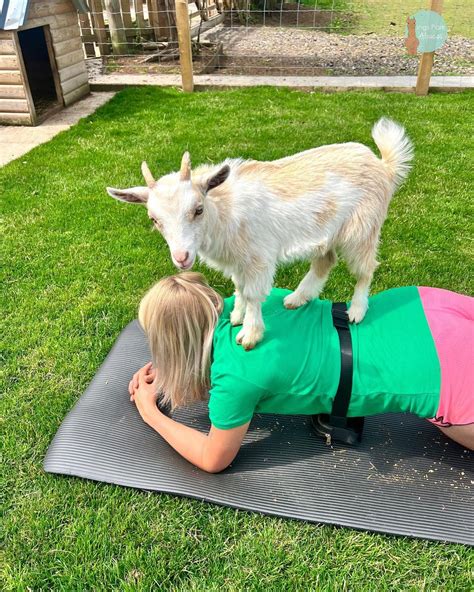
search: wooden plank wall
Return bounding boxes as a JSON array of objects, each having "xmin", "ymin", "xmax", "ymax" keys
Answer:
[{"xmin": 0, "ymin": 31, "xmax": 33, "ymax": 124}]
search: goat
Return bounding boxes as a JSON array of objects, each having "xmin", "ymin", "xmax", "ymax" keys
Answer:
[{"xmin": 107, "ymin": 117, "xmax": 413, "ymax": 350}]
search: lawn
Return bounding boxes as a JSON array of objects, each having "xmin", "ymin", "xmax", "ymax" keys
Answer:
[
  {"xmin": 298, "ymin": 0, "xmax": 474, "ymax": 37},
  {"xmin": 351, "ymin": 0, "xmax": 474, "ymax": 37},
  {"xmin": 2, "ymin": 87, "xmax": 474, "ymax": 590}
]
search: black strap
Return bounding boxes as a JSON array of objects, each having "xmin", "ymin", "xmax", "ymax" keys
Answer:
[
  {"xmin": 310, "ymin": 302, "xmax": 363, "ymax": 445},
  {"xmin": 330, "ymin": 302, "xmax": 353, "ymax": 424}
]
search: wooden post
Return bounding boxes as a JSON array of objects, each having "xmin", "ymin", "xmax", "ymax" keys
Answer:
[
  {"xmin": 104, "ymin": 0, "xmax": 128, "ymax": 54},
  {"xmin": 175, "ymin": 0, "xmax": 193, "ymax": 91},
  {"xmin": 148, "ymin": 0, "xmax": 162, "ymax": 40},
  {"xmin": 90, "ymin": 0, "xmax": 110, "ymax": 56},
  {"xmin": 150, "ymin": 0, "xmax": 178, "ymax": 42},
  {"xmin": 164, "ymin": 0, "xmax": 178, "ymax": 43},
  {"xmin": 415, "ymin": 0, "xmax": 443, "ymax": 96},
  {"xmin": 134, "ymin": 0, "xmax": 147, "ymax": 35},
  {"xmin": 120, "ymin": 0, "xmax": 134, "ymax": 37}
]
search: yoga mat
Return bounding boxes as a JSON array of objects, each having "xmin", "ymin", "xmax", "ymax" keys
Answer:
[{"xmin": 44, "ymin": 321, "xmax": 474, "ymax": 545}]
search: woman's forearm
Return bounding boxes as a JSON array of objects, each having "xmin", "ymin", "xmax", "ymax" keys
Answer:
[{"xmin": 143, "ymin": 406, "xmax": 216, "ymax": 472}]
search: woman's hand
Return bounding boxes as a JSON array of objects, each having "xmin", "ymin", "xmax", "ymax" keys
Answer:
[
  {"xmin": 129, "ymin": 362, "xmax": 159, "ymax": 420},
  {"xmin": 128, "ymin": 362, "xmax": 156, "ymax": 396}
]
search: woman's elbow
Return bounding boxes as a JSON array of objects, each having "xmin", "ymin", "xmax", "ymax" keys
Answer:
[
  {"xmin": 200, "ymin": 458, "xmax": 231, "ymax": 474},
  {"xmin": 200, "ymin": 450, "xmax": 238, "ymax": 473}
]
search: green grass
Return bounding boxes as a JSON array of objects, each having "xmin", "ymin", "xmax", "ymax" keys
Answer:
[
  {"xmin": 2, "ymin": 87, "xmax": 474, "ymax": 590},
  {"xmin": 297, "ymin": 0, "xmax": 474, "ymax": 37},
  {"xmin": 352, "ymin": 0, "xmax": 474, "ymax": 37}
]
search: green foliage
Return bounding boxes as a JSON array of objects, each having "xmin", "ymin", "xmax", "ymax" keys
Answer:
[{"xmin": 2, "ymin": 87, "xmax": 473, "ymax": 590}]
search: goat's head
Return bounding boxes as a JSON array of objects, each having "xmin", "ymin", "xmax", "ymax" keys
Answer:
[{"xmin": 107, "ymin": 153, "xmax": 230, "ymax": 271}]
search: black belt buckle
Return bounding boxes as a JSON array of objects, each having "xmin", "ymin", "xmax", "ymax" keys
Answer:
[{"xmin": 311, "ymin": 414, "xmax": 364, "ymax": 446}]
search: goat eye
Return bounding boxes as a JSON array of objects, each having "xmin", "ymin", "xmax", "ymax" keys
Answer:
[{"xmin": 195, "ymin": 205, "xmax": 203, "ymax": 216}]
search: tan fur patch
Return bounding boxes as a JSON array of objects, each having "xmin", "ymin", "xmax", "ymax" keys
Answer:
[
  {"xmin": 239, "ymin": 158, "xmax": 326, "ymax": 200},
  {"xmin": 238, "ymin": 144, "xmax": 381, "ymax": 201},
  {"xmin": 315, "ymin": 198, "xmax": 338, "ymax": 227},
  {"xmin": 312, "ymin": 249, "xmax": 337, "ymax": 278}
]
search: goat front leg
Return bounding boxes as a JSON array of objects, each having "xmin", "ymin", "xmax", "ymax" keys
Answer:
[
  {"xmin": 234, "ymin": 268, "xmax": 273, "ymax": 350},
  {"xmin": 236, "ymin": 299, "xmax": 265, "ymax": 351},
  {"xmin": 230, "ymin": 277, "xmax": 246, "ymax": 326}
]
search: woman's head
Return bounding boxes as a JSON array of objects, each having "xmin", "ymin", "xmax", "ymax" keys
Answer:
[{"xmin": 139, "ymin": 272, "xmax": 223, "ymax": 410}]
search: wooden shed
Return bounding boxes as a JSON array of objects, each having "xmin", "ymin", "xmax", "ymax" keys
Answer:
[{"xmin": 0, "ymin": 0, "xmax": 90, "ymax": 125}]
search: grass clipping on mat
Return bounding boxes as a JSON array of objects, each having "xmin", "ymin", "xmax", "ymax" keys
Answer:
[{"xmin": 2, "ymin": 87, "xmax": 473, "ymax": 590}]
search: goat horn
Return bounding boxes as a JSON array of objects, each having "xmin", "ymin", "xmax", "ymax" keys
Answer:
[
  {"xmin": 180, "ymin": 151, "xmax": 191, "ymax": 181},
  {"xmin": 141, "ymin": 161, "xmax": 155, "ymax": 188}
]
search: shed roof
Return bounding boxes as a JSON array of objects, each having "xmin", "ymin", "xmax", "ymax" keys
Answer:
[{"xmin": 0, "ymin": 0, "xmax": 88, "ymax": 30}]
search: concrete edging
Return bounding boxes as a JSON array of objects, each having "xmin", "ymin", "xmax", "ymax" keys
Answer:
[{"xmin": 89, "ymin": 74, "xmax": 474, "ymax": 94}]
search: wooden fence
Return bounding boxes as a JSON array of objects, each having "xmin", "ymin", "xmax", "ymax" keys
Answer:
[
  {"xmin": 79, "ymin": 0, "xmax": 441, "ymax": 96},
  {"xmin": 79, "ymin": 0, "xmax": 224, "ymax": 56}
]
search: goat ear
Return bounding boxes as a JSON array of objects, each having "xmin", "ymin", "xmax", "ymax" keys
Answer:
[
  {"xmin": 106, "ymin": 186, "xmax": 149, "ymax": 204},
  {"xmin": 206, "ymin": 165, "xmax": 230, "ymax": 192}
]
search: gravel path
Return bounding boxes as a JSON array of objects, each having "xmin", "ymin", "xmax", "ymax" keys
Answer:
[
  {"xmin": 86, "ymin": 26, "xmax": 473, "ymax": 78},
  {"xmin": 204, "ymin": 26, "xmax": 474, "ymax": 76}
]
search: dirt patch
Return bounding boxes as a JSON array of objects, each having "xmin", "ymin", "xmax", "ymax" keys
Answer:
[
  {"xmin": 103, "ymin": 43, "xmax": 221, "ymax": 76},
  {"xmin": 217, "ymin": 54, "xmax": 328, "ymax": 76}
]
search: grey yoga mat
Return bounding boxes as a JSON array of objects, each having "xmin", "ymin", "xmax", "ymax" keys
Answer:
[{"xmin": 44, "ymin": 321, "xmax": 474, "ymax": 545}]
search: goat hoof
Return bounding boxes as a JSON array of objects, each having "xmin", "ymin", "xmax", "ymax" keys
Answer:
[
  {"xmin": 243, "ymin": 342, "xmax": 256, "ymax": 351},
  {"xmin": 283, "ymin": 292, "xmax": 308, "ymax": 310},
  {"xmin": 236, "ymin": 328, "xmax": 245, "ymax": 344},
  {"xmin": 347, "ymin": 302, "xmax": 368, "ymax": 324},
  {"xmin": 236, "ymin": 326, "xmax": 263, "ymax": 350}
]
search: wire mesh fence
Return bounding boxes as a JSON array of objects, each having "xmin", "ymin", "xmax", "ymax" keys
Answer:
[{"xmin": 80, "ymin": 1, "xmax": 474, "ymax": 80}]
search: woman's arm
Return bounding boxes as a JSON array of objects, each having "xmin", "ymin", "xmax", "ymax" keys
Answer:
[
  {"xmin": 129, "ymin": 364, "xmax": 250, "ymax": 473},
  {"xmin": 143, "ymin": 408, "xmax": 250, "ymax": 473}
]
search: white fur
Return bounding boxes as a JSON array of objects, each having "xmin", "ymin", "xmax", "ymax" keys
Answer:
[{"xmin": 107, "ymin": 118, "xmax": 413, "ymax": 349}]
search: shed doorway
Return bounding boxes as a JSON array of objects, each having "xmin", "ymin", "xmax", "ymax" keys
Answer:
[{"xmin": 17, "ymin": 26, "xmax": 63, "ymax": 120}]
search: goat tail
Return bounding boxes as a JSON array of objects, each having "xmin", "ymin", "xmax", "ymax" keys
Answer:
[{"xmin": 372, "ymin": 117, "xmax": 414, "ymax": 188}]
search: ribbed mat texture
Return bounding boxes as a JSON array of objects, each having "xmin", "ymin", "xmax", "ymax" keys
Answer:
[{"xmin": 44, "ymin": 321, "xmax": 473, "ymax": 545}]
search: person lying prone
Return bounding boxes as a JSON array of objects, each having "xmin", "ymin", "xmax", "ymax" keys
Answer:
[{"xmin": 129, "ymin": 273, "xmax": 474, "ymax": 472}]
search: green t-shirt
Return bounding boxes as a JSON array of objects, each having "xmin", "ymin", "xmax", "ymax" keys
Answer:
[{"xmin": 208, "ymin": 287, "xmax": 441, "ymax": 429}]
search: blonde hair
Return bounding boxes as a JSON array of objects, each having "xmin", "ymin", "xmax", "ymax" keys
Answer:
[{"xmin": 138, "ymin": 272, "xmax": 223, "ymax": 410}]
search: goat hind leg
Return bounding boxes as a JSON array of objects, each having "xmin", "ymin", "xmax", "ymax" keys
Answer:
[
  {"xmin": 346, "ymin": 248, "xmax": 379, "ymax": 323},
  {"xmin": 284, "ymin": 249, "xmax": 337, "ymax": 309}
]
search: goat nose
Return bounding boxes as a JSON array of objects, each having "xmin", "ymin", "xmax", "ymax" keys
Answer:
[{"xmin": 173, "ymin": 250, "xmax": 189, "ymax": 264}]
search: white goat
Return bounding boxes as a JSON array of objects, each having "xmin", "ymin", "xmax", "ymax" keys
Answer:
[{"xmin": 107, "ymin": 117, "xmax": 413, "ymax": 350}]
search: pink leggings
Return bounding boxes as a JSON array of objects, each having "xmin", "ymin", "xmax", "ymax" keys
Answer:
[{"xmin": 419, "ymin": 287, "xmax": 474, "ymax": 426}]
